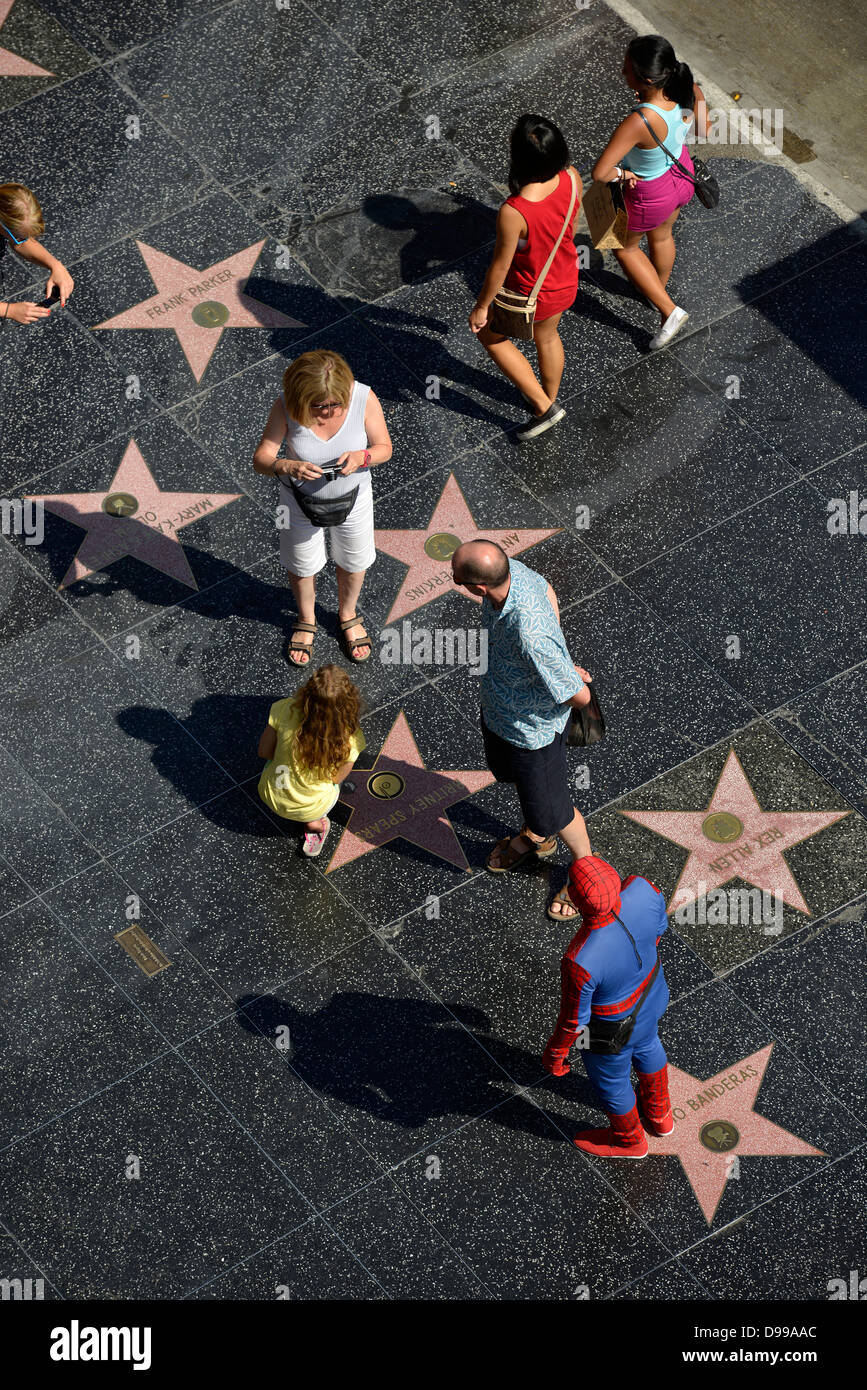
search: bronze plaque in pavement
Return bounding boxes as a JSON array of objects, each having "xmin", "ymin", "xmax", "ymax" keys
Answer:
[
  {"xmin": 191, "ymin": 300, "xmax": 230, "ymax": 327},
  {"xmin": 699, "ymin": 1120, "xmax": 740, "ymax": 1152},
  {"xmin": 423, "ymin": 531, "xmax": 461, "ymax": 561},
  {"xmin": 102, "ymin": 491, "xmax": 139, "ymax": 517},
  {"xmin": 701, "ymin": 810, "xmax": 744, "ymax": 844},
  {"xmin": 368, "ymin": 771, "xmax": 405, "ymax": 800},
  {"xmin": 115, "ymin": 924, "xmax": 171, "ymax": 977}
]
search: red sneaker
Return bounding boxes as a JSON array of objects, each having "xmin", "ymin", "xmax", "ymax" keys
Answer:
[
  {"xmin": 574, "ymin": 1105, "xmax": 648, "ymax": 1159},
  {"xmin": 636, "ymin": 1066, "xmax": 674, "ymax": 1136}
]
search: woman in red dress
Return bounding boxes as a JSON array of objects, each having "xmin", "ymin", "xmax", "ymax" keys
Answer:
[{"xmin": 469, "ymin": 115, "xmax": 582, "ymax": 441}]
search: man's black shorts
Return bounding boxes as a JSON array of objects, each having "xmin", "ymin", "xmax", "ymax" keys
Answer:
[{"xmin": 481, "ymin": 716, "xmax": 574, "ymax": 838}]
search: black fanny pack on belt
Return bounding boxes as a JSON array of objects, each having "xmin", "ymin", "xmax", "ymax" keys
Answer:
[
  {"xmin": 587, "ymin": 952, "xmax": 661, "ymax": 1055},
  {"xmin": 288, "ymin": 466, "xmax": 359, "ymax": 528}
]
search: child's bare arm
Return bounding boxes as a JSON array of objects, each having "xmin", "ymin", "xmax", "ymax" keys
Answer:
[
  {"xmin": 332, "ymin": 759, "xmax": 357, "ymax": 784},
  {"xmin": 258, "ymin": 725, "xmax": 277, "ymax": 759}
]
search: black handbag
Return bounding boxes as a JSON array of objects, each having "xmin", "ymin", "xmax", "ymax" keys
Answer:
[
  {"xmin": 567, "ymin": 682, "xmax": 605, "ymax": 747},
  {"xmin": 636, "ymin": 110, "xmax": 720, "ymax": 209}
]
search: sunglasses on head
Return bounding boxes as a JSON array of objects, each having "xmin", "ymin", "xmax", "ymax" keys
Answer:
[{"xmin": 0, "ymin": 218, "xmax": 27, "ymax": 245}]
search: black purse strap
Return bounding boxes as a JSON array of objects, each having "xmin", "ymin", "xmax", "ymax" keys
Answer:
[
  {"xmin": 636, "ymin": 108, "xmax": 701, "ymax": 188},
  {"xmin": 630, "ymin": 954, "xmax": 661, "ymax": 1020},
  {"xmin": 611, "ymin": 910, "xmax": 660, "ymax": 1019}
]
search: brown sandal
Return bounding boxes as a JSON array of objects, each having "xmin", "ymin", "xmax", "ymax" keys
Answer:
[
  {"xmin": 339, "ymin": 614, "xmax": 371, "ymax": 663},
  {"xmin": 521, "ymin": 824, "xmax": 557, "ymax": 859},
  {"xmin": 486, "ymin": 827, "xmax": 557, "ymax": 873},
  {"xmin": 286, "ymin": 620, "xmax": 316, "ymax": 666},
  {"xmin": 547, "ymin": 883, "xmax": 579, "ymax": 921}
]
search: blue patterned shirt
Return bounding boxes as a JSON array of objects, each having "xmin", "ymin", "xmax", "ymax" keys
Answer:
[{"xmin": 479, "ymin": 559, "xmax": 583, "ymax": 748}]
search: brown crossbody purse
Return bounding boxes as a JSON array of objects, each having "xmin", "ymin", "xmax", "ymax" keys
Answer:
[{"xmin": 487, "ymin": 168, "xmax": 579, "ymax": 341}]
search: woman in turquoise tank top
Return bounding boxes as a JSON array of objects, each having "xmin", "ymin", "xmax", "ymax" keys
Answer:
[{"xmin": 593, "ymin": 35, "xmax": 707, "ymax": 350}]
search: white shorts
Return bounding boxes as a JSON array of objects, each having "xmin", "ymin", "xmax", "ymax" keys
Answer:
[{"xmin": 278, "ymin": 474, "xmax": 376, "ymax": 577}]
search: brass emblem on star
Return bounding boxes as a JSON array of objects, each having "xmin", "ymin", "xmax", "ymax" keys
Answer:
[
  {"xmin": 423, "ymin": 531, "xmax": 461, "ymax": 561},
  {"xmin": 191, "ymin": 300, "xmax": 230, "ymax": 328},
  {"xmin": 699, "ymin": 1120, "xmax": 740, "ymax": 1152},
  {"xmin": 101, "ymin": 492, "xmax": 139, "ymax": 517},
  {"xmin": 701, "ymin": 811, "xmax": 744, "ymax": 844},
  {"xmin": 368, "ymin": 772, "xmax": 405, "ymax": 800}
]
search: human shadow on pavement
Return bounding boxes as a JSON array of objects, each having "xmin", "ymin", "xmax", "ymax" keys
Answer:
[{"xmin": 236, "ymin": 990, "xmax": 597, "ymax": 1137}]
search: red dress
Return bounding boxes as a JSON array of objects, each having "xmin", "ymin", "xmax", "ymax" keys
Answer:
[{"xmin": 504, "ymin": 169, "xmax": 580, "ymax": 321}]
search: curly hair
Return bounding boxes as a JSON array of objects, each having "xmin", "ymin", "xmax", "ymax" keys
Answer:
[{"xmin": 293, "ymin": 664, "xmax": 362, "ymax": 777}]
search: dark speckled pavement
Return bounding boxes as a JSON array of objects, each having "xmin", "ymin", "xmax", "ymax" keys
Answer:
[{"xmin": 0, "ymin": 0, "xmax": 864, "ymax": 1303}]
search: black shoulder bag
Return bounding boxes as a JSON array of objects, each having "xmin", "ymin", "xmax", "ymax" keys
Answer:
[{"xmin": 636, "ymin": 110, "xmax": 720, "ymax": 209}]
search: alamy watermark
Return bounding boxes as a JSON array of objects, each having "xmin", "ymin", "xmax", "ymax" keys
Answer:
[
  {"xmin": 1, "ymin": 1276, "xmax": 44, "ymax": 1300},
  {"xmin": 0, "ymin": 498, "xmax": 43, "ymax": 545},
  {"xmin": 380, "ymin": 620, "xmax": 488, "ymax": 675},
  {"xmin": 690, "ymin": 106, "xmax": 785, "ymax": 154},
  {"xmin": 50, "ymin": 1322, "xmax": 151, "ymax": 1370},
  {"xmin": 672, "ymin": 882, "xmax": 785, "ymax": 935},
  {"xmin": 827, "ymin": 1269, "xmax": 867, "ymax": 1299},
  {"xmin": 827, "ymin": 491, "xmax": 866, "ymax": 535}
]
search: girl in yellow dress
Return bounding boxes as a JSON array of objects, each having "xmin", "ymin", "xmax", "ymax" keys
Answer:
[{"xmin": 257, "ymin": 665, "xmax": 365, "ymax": 857}]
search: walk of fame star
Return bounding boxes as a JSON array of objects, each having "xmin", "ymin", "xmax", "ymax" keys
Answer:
[
  {"xmin": 645, "ymin": 1044, "xmax": 825, "ymax": 1223},
  {"xmin": 325, "ymin": 710, "xmax": 494, "ymax": 873},
  {"xmin": 0, "ymin": 0, "xmax": 52, "ymax": 75},
  {"xmin": 93, "ymin": 240, "xmax": 304, "ymax": 381},
  {"xmin": 620, "ymin": 749, "xmax": 848, "ymax": 915},
  {"xmin": 374, "ymin": 473, "xmax": 561, "ymax": 623},
  {"xmin": 26, "ymin": 439, "xmax": 240, "ymax": 589}
]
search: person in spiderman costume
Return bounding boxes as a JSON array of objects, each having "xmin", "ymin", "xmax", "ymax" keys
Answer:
[{"xmin": 542, "ymin": 854, "xmax": 673, "ymax": 1158}]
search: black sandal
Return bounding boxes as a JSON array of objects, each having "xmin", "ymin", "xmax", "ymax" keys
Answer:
[
  {"xmin": 286, "ymin": 620, "xmax": 316, "ymax": 666},
  {"xmin": 339, "ymin": 614, "xmax": 372, "ymax": 663}
]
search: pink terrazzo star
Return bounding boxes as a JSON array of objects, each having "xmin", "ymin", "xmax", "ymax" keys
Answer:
[
  {"xmin": 27, "ymin": 439, "xmax": 241, "ymax": 589},
  {"xmin": 646, "ymin": 1044, "xmax": 825, "ymax": 1223},
  {"xmin": 326, "ymin": 710, "xmax": 494, "ymax": 872},
  {"xmin": 0, "ymin": 0, "xmax": 52, "ymax": 75},
  {"xmin": 94, "ymin": 240, "xmax": 304, "ymax": 381},
  {"xmin": 375, "ymin": 472, "xmax": 561, "ymax": 623},
  {"xmin": 621, "ymin": 749, "xmax": 848, "ymax": 916}
]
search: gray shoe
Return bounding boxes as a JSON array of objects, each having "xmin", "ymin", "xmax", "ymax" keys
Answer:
[{"xmin": 516, "ymin": 399, "xmax": 565, "ymax": 441}]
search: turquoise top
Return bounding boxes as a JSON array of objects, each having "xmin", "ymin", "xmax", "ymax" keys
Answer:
[{"xmin": 623, "ymin": 102, "xmax": 692, "ymax": 180}]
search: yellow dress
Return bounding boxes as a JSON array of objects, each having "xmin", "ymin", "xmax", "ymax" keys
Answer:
[{"xmin": 258, "ymin": 698, "xmax": 365, "ymax": 822}]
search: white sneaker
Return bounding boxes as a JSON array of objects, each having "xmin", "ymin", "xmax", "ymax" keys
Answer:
[{"xmin": 649, "ymin": 306, "xmax": 689, "ymax": 351}]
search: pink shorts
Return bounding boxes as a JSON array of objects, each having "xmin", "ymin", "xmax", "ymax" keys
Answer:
[{"xmin": 624, "ymin": 146, "xmax": 695, "ymax": 236}]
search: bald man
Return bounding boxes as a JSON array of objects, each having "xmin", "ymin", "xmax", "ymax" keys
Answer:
[{"xmin": 451, "ymin": 540, "xmax": 592, "ymax": 920}]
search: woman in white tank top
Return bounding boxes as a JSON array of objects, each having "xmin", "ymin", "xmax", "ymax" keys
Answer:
[{"xmin": 253, "ymin": 350, "xmax": 393, "ymax": 664}]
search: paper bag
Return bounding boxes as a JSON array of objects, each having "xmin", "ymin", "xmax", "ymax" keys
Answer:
[{"xmin": 583, "ymin": 179, "xmax": 628, "ymax": 250}]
